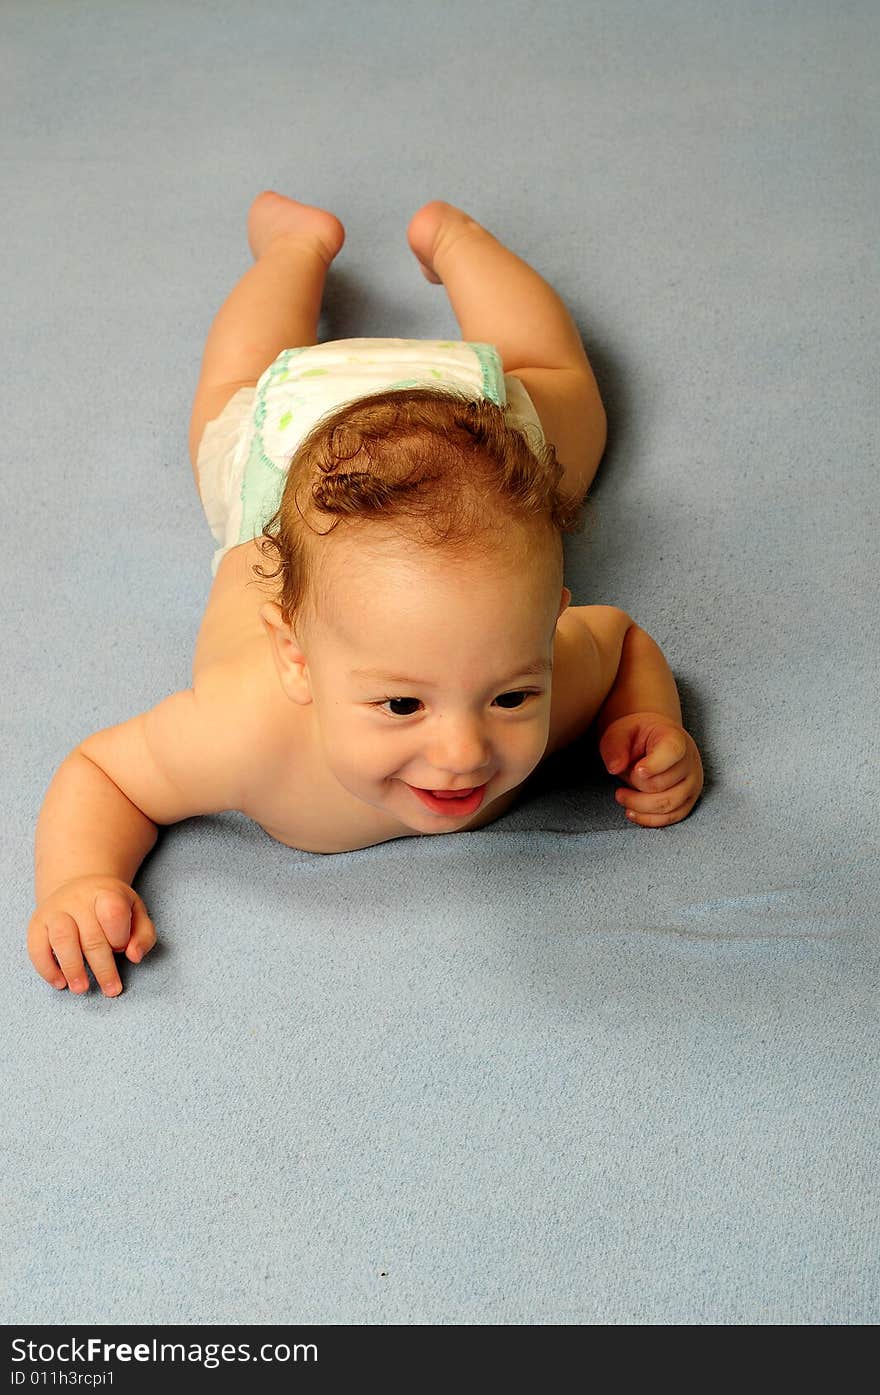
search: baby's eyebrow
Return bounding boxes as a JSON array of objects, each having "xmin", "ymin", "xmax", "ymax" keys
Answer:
[{"xmin": 351, "ymin": 658, "xmax": 552, "ymax": 685}]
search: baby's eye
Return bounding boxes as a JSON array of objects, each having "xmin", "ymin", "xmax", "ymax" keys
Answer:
[
  {"xmin": 375, "ymin": 691, "xmax": 537, "ymax": 718},
  {"xmin": 493, "ymin": 690, "xmax": 532, "ymax": 710},
  {"xmin": 379, "ymin": 697, "xmax": 422, "ymax": 718}
]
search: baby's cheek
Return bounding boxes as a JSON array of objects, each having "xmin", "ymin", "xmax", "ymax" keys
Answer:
[
  {"xmin": 335, "ymin": 730, "xmax": 389, "ymax": 777},
  {"xmin": 526, "ymin": 722, "xmax": 552, "ymax": 764}
]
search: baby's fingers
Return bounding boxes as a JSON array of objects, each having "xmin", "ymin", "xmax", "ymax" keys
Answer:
[
  {"xmin": 27, "ymin": 920, "xmax": 69, "ymax": 991},
  {"xmin": 124, "ymin": 899, "xmax": 157, "ymax": 964},
  {"xmin": 632, "ymin": 754, "xmax": 690, "ymax": 792},
  {"xmin": 43, "ymin": 912, "xmax": 92, "ymax": 994},
  {"xmin": 94, "ymin": 890, "xmax": 132, "ymax": 950},
  {"xmin": 94, "ymin": 888, "xmax": 156, "ymax": 965},
  {"xmin": 616, "ymin": 774, "xmax": 698, "ymax": 826},
  {"xmin": 635, "ymin": 729, "xmax": 689, "ymax": 782},
  {"xmin": 79, "ymin": 921, "xmax": 124, "ymax": 997}
]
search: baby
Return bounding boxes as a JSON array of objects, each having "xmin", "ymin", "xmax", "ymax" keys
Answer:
[{"xmin": 28, "ymin": 192, "xmax": 704, "ymax": 998}]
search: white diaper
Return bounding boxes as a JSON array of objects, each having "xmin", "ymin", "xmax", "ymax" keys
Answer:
[{"xmin": 195, "ymin": 337, "xmax": 545, "ymax": 576}]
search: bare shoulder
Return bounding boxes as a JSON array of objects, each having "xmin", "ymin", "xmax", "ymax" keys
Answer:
[
  {"xmin": 76, "ymin": 658, "xmax": 273, "ymax": 827},
  {"xmin": 191, "ymin": 639, "xmax": 295, "ymax": 814},
  {"xmin": 542, "ymin": 604, "xmax": 632, "ymax": 758},
  {"xmin": 188, "ymin": 541, "xmax": 296, "ymax": 805},
  {"xmin": 98, "ymin": 541, "xmax": 283, "ymax": 826},
  {"xmin": 577, "ymin": 605, "xmax": 633, "ymax": 692}
]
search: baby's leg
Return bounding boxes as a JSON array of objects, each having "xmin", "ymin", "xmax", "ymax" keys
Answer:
[
  {"xmin": 407, "ymin": 201, "xmax": 606, "ymax": 501},
  {"xmin": 188, "ymin": 192, "xmax": 345, "ymax": 484}
]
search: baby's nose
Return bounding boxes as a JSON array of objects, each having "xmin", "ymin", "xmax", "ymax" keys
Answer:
[{"xmin": 427, "ymin": 717, "xmax": 491, "ymax": 775}]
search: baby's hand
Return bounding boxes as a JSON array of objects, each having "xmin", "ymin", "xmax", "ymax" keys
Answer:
[
  {"xmin": 599, "ymin": 711, "xmax": 704, "ymax": 827},
  {"xmin": 27, "ymin": 876, "xmax": 157, "ymax": 997}
]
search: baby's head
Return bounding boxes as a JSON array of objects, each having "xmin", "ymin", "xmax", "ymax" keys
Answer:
[{"xmin": 252, "ymin": 387, "xmax": 593, "ymax": 829}]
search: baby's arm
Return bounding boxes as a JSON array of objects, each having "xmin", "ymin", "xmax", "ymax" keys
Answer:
[
  {"xmin": 29, "ymin": 676, "xmax": 242, "ymax": 995},
  {"xmin": 593, "ymin": 621, "xmax": 704, "ymax": 827}
]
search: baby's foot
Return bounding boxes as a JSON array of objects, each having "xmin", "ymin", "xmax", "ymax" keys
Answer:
[
  {"xmin": 406, "ymin": 199, "xmax": 484, "ymax": 283},
  {"xmin": 247, "ymin": 191, "xmax": 345, "ymax": 266}
]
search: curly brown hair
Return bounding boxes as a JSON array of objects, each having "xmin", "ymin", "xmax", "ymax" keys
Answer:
[{"xmin": 250, "ymin": 386, "xmax": 595, "ymax": 629}]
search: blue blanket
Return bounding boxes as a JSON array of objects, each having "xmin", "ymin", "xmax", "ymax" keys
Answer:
[{"xmin": 3, "ymin": 0, "xmax": 877, "ymax": 1324}]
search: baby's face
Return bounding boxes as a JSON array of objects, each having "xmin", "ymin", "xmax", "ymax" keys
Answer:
[{"xmin": 269, "ymin": 537, "xmax": 570, "ymax": 831}]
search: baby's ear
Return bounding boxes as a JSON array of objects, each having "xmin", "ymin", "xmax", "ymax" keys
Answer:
[
  {"xmin": 558, "ymin": 586, "xmax": 572, "ymax": 618},
  {"xmin": 259, "ymin": 603, "xmax": 312, "ymax": 703}
]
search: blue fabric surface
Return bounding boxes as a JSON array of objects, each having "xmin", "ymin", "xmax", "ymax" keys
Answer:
[{"xmin": 2, "ymin": 0, "xmax": 878, "ymax": 1324}]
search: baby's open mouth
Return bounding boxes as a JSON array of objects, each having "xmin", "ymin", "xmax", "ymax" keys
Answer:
[{"xmin": 407, "ymin": 782, "xmax": 489, "ymax": 816}]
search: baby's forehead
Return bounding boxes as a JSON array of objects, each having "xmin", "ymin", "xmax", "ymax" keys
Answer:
[
  {"xmin": 309, "ymin": 526, "xmax": 561, "ymax": 633},
  {"xmin": 320, "ymin": 583, "xmax": 557, "ymax": 663},
  {"xmin": 327, "ymin": 564, "xmax": 547, "ymax": 621}
]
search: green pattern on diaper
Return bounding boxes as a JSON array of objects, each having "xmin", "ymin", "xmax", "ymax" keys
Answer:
[
  {"xmin": 467, "ymin": 342, "xmax": 505, "ymax": 405},
  {"xmin": 236, "ymin": 348, "xmax": 306, "ymax": 545},
  {"xmin": 238, "ymin": 430, "xmax": 287, "ymax": 544}
]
